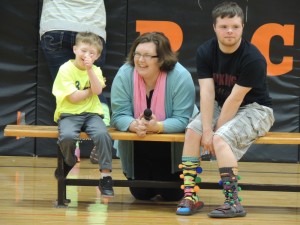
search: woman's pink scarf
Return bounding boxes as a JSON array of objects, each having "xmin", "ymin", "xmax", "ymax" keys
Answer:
[{"xmin": 133, "ymin": 69, "xmax": 166, "ymax": 120}]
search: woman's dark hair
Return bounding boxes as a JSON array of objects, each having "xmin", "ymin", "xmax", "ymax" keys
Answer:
[
  {"xmin": 126, "ymin": 32, "xmax": 178, "ymax": 72},
  {"xmin": 212, "ymin": 1, "xmax": 244, "ymax": 25}
]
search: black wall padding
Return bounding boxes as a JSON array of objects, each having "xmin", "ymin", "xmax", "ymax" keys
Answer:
[{"xmin": 0, "ymin": 0, "xmax": 39, "ymax": 156}]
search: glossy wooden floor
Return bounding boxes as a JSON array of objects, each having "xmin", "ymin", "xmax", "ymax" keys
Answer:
[{"xmin": 0, "ymin": 156, "xmax": 299, "ymax": 225}]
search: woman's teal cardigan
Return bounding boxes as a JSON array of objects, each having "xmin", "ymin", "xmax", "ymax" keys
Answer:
[{"xmin": 111, "ymin": 62, "xmax": 198, "ymax": 179}]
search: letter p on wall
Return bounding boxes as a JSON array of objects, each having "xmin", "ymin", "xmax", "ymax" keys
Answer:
[{"xmin": 136, "ymin": 20, "xmax": 183, "ymax": 52}]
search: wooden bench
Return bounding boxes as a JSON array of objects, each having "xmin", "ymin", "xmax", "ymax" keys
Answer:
[{"xmin": 4, "ymin": 124, "xmax": 300, "ymax": 207}]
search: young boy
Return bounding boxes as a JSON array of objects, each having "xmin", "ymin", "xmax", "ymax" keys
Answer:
[{"xmin": 52, "ymin": 32, "xmax": 114, "ymax": 198}]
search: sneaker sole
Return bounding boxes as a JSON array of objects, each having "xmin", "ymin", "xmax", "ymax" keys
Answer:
[
  {"xmin": 98, "ymin": 187, "xmax": 114, "ymax": 198},
  {"xmin": 101, "ymin": 195, "xmax": 114, "ymax": 198},
  {"xmin": 208, "ymin": 211, "xmax": 247, "ymax": 218},
  {"xmin": 176, "ymin": 203, "xmax": 204, "ymax": 216}
]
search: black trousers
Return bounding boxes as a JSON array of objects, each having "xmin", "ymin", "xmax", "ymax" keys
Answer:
[{"xmin": 129, "ymin": 141, "xmax": 183, "ymax": 201}]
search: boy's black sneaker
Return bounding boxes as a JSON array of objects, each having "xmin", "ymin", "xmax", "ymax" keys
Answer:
[{"xmin": 99, "ymin": 176, "xmax": 114, "ymax": 197}]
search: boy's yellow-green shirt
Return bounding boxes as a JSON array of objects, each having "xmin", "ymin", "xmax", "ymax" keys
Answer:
[{"xmin": 52, "ymin": 60, "xmax": 106, "ymax": 122}]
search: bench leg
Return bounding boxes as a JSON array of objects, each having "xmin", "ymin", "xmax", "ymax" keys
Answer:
[{"xmin": 55, "ymin": 146, "xmax": 69, "ymax": 208}]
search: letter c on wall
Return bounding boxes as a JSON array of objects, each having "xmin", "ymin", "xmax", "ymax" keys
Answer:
[
  {"xmin": 136, "ymin": 20, "xmax": 183, "ymax": 52},
  {"xmin": 251, "ymin": 23, "xmax": 294, "ymax": 76}
]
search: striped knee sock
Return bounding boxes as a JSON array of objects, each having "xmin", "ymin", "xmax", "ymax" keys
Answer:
[{"xmin": 180, "ymin": 156, "xmax": 202, "ymax": 203}]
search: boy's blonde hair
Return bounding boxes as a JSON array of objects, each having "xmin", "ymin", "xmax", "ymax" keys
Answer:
[{"xmin": 75, "ymin": 32, "xmax": 103, "ymax": 54}]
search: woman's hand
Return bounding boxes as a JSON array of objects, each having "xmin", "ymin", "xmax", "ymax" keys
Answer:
[
  {"xmin": 130, "ymin": 113, "xmax": 163, "ymax": 136},
  {"xmin": 129, "ymin": 115, "xmax": 147, "ymax": 137},
  {"xmin": 141, "ymin": 114, "xmax": 162, "ymax": 134},
  {"xmin": 135, "ymin": 118, "xmax": 147, "ymax": 137}
]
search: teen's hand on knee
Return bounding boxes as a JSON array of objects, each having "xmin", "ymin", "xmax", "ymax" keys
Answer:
[
  {"xmin": 201, "ymin": 130, "xmax": 214, "ymax": 154},
  {"xmin": 208, "ymin": 146, "xmax": 216, "ymax": 157}
]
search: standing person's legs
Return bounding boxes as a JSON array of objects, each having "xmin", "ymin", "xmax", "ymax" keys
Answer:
[
  {"xmin": 94, "ymin": 37, "xmax": 106, "ymax": 68},
  {"xmin": 92, "ymin": 36, "xmax": 108, "ymax": 107},
  {"xmin": 41, "ymin": 31, "xmax": 77, "ymax": 80}
]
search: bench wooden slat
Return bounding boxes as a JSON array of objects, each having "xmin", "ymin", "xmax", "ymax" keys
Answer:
[
  {"xmin": 254, "ymin": 132, "xmax": 300, "ymax": 144},
  {"xmin": 4, "ymin": 124, "xmax": 300, "ymax": 144},
  {"xmin": 4, "ymin": 125, "xmax": 185, "ymax": 142},
  {"xmin": 4, "ymin": 125, "xmax": 61, "ymax": 138},
  {"xmin": 108, "ymin": 128, "xmax": 185, "ymax": 142}
]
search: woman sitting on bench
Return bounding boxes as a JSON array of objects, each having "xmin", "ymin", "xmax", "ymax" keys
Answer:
[{"xmin": 111, "ymin": 32, "xmax": 198, "ymax": 201}]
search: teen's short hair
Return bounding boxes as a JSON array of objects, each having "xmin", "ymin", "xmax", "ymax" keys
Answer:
[{"xmin": 212, "ymin": 1, "xmax": 244, "ymax": 25}]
